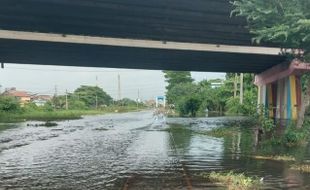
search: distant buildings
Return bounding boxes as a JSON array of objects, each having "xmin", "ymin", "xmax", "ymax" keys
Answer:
[
  {"xmin": 211, "ymin": 82, "xmax": 224, "ymax": 89},
  {"xmin": 2, "ymin": 87, "xmax": 51, "ymax": 107},
  {"xmin": 144, "ymin": 99, "xmax": 156, "ymax": 107},
  {"xmin": 3, "ymin": 88, "xmax": 31, "ymax": 106},
  {"xmin": 32, "ymin": 95, "xmax": 52, "ymax": 106}
]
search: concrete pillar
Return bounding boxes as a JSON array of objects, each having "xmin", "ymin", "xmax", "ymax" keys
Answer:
[{"xmin": 254, "ymin": 59, "xmax": 310, "ymax": 121}]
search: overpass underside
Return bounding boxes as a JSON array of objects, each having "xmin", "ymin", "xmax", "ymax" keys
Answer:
[
  {"xmin": 0, "ymin": 0, "xmax": 287, "ymax": 73},
  {"xmin": 0, "ymin": 38, "xmax": 286, "ymax": 73}
]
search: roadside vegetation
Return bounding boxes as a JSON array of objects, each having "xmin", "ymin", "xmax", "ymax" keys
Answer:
[
  {"xmin": 164, "ymin": 71, "xmax": 257, "ymax": 118},
  {"xmin": 164, "ymin": 70, "xmax": 310, "ymax": 147},
  {"xmin": 203, "ymin": 171, "xmax": 261, "ymax": 190},
  {"xmin": 231, "ymin": 0, "xmax": 310, "ymax": 128},
  {"xmin": 164, "ymin": 0, "xmax": 310, "ymax": 148},
  {"xmin": 0, "ymin": 85, "xmax": 146, "ymax": 123}
]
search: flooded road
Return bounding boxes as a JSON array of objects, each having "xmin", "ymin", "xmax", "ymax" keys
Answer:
[{"xmin": 1, "ymin": 110, "xmax": 310, "ymax": 189}]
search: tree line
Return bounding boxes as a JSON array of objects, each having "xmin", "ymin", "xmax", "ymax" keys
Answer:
[
  {"xmin": 164, "ymin": 71, "xmax": 257, "ymax": 117},
  {"xmin": 0, "ymin": 85, "xmax": 140, "ymax": 113}
]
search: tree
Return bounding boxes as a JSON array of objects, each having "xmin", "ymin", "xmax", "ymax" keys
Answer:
[
  {"xmin": 0, "ymin": 96, "xmax": 20, "ymax": 113},
  {"xmin": 177, "ymin": 96, "xmax": 201, "ymax": 117},
  {"xmin": 163, "ymin": 71, "xmax": 193, "ymax": 92},
  {"xmin": 226, "ymin": 90, "xmax": 257, "ymax": 115},
  {"xmin": 232, "ymin": 0, "xmax": 310, "ymax": 127},
  {"xmin": 115, "ymin": 98, "xmax": 138, "ymax": 106},
  {"xmin": 69, "ymin": 99, "xmax": 87, "ymax": 110},
  {"xmin": 232, "ymin": 0, "xmax": 310, "ymax": 56},
  {"xmin": 164, "ymin": 71, "xmax": 194, "ymax": 104},
  {"xmin": 166, "ymin": 82, "xmax": 199, "ymax": 105},
  {"xmin": 74, "ymin": 86, "xmax": 113, "ymax": 108}
]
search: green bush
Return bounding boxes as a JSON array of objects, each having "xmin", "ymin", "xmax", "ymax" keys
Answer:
[
  {"xmin": 43, "ymin": 101, "xmax": 54, "ymax": 112},
  {"xmin": 204, "ymin": 171, "xmax": 261, "ymax": 190},
  {"xmin": 283, "ymin": 126, "xmax": 308, "ymax": 146},
  {"xmin": 68, "ymin": 100, "xmax": 87, "ymax": 110},
  {"xmin": 226, "ymin": 97, "xmax": 243, "ymax": 114},
  {"xmin": 176, "ymin": 96, "xmax": 201, "ymax": 117},
  {"xmin": 226, "ymin": 90, "xmax": 257, "ymax": 115},
  {"xmin": 261, "ymin": 117, "xmax": 275, "ymax": 133},
  {"xmin": 22, "ymin": 103, "xmax": 39, "ymax": 112},
  {"xmin": 0, "ymin": 96, "xmax": 21, "ymax": 113}
]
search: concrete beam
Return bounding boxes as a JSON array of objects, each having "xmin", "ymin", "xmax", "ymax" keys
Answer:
[
  {"xmin": 0, "ymin": 29, "xmax": 281, "ymax": 55},
  {"xmin": 254, "ymin": 59, "xmax": 310, "ymax": 86}
]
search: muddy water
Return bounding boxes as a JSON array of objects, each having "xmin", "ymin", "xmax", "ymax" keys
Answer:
[{"xmin": 0, "ymin": 110, "xmax": 310, "ymax": 189}]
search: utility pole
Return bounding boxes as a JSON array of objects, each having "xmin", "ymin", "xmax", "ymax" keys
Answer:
[
  {"xmin": 240, "ymin": 73, "xmax": 244, "ymax": 104},
  {"xmin": 95, "ymin": 94, "xmax": 98, "ymax": 109},
  {"xmin": 137, "ymin": 89, "xmax": 140, "ymax": 108},
  {"xmin": 54, "ymin": 85, "xmax": 58, "ymax": 109},
  {"xmin": 117, "ymin": 74, "xmax": 121, "ymax": 101},
  {"xmin": 95, "ymin": 76, "xmax": 98, "ymax": 87},
  {"xmin": 234, "ymin": 73, "xmax": 238, "ymax": 98},
  {"xmin": 54, "ymin": 85, "xmax": 58, "ymax": 97},
  {"xmin": 65, "ymin": 89, "xmax": 68, "ymax": 110}
]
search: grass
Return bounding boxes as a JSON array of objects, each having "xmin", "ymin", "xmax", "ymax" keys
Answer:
[
  {"xmin": 0, "ymin": 110, "xmax": 88, "ymax": 122},
  {"xmin": 252, "ymin": 155, "xmax": 295, "ymax": 162},
  {"xmin": 290, "ymin": 164, "xmax": 310, "ymax": 173},
  {"xmin": 203, "ymin": 171, "xmax": 261, "ymax": 190},
  {"xmin": 0, "ymin": 106, "xmax": 145, "ymax": 123}
]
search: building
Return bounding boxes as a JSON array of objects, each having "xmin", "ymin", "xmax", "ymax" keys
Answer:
[
  {"xmin": 32, "ymin": 95, "xmax": 52, "ymax": 106},
  {"xmin": 211, "ymin": 82, "xmax": 224, "ymax": 89},
  {"xmin": 3, "ymin": 88, "xmax": 31, "ymax": 106},
  {"xmin": 144, "ymin": 99, "xmax": 156, "ymax": 107}
]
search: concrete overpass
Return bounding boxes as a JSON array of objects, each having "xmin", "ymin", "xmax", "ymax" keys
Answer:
[
  {"xmin": 0, "ymin": 0, "xmax": 286, "ymax": 73},
  {"xmin": 0, "ymin": 0, "xmax": 309, "ymax": 120}
]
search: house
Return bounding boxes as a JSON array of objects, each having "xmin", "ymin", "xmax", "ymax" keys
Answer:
[
  {"xmin": 3, "ymin": 87, "xmax": 31, "ymax": 106},
  {"xmin": 31, "ymin": 95, "xmax": 52, "ymax": 106},
  {"xmin": 144, "ymin": 99, "xmax": 156, "ymax": 107},
  {"xmin": 211, "ymin": 82, "xmax": 224, "ymax": 89}
]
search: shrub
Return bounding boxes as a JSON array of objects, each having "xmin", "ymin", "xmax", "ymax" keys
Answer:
[
  {"xmin": 204, "ymin": 171, "xmax": 261, "ymax": 190},
  {"xmin": 261, "ymin": 117, "xmax": 275, "ymax": 133},
  {"xmin": 283, "ymin": 126, "xmax": 307, "ymax": 146},
  {"xmin": 22, "ymin": 103, "xmax": 39, "ymax": 112},
  {"xmin": 176, "ymin": 96, "xmax": 201, "ymax": 117},
  {"xmin": 0, "ymin": 96, "xmax": 21, "ymax": 113}
]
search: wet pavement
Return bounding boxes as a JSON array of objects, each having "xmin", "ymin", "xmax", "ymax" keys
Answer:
[{"xmin": 1, "ymin": 110, "xmax": 310, "ymax": 189}]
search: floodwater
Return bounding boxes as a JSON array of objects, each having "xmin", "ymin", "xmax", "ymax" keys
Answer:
[{"xmin": 1, "ymin": 110, "xmax": 310, "ymax": 189}]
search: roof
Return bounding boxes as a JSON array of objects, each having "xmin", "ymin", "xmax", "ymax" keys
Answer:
[
  {"xmin": 5, "ymin": 90, "xmax": 30, "ymax": 98},
  {"xmin": 33, "ymin": 95, "xmax": 52, "ymax": 100}
]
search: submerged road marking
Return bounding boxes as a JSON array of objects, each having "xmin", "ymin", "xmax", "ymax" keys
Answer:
[{"xmin": 168, "ymin": 131, "xmax": 193, "ymax": 190}]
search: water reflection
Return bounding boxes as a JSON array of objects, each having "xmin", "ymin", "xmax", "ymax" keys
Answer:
[{"xmin": 0, "ymin": 111, "xmax": 310, "ymax": 189}]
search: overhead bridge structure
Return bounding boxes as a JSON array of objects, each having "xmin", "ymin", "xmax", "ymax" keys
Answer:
[{"xmin": 0, "ymin": 0, "xmax": 309, "ymax": 120}]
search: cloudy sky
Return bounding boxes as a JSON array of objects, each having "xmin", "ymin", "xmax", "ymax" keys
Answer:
[{"xmin": 0, "ymin": 63, "xmax": 225, "ymax": 100}]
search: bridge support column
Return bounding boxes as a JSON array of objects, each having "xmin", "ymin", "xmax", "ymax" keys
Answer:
[{"xmin": 255, "ymin": 59, "xmax": 310, "ymax": 120}]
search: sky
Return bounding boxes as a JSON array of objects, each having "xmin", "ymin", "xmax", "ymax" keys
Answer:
[{"xmin": 0, "ymin": 63, "xmax": 225, "ymax": 100}]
